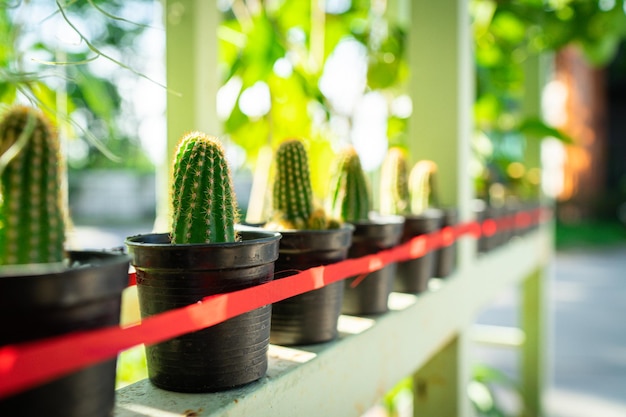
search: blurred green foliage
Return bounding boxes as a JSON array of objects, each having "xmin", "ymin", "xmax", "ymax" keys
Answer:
[
  {"xmin": 218, "ymin": 0, "xmax": 408, "ymax": 196},
  {"xmin": 471, "ymin": 0, "xmax": 626, "ymax": 200},
  {"xmin": 1, "ymin": 1, "xmax": 155, "ymax": 172}
]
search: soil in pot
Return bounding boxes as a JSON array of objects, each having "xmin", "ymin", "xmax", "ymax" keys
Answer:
[
  {"xmin": 125, "ymin": 228, "xmax": 280, "ymax": 393},
  {"xmin": 341, "ymin": 215, "xmax": 404, "ymax": 316},
  {"xmin": 269, "ymin": 225, "xmax": 354, "ymax": 346},
  {"xmin": 0, "ymin": 250, "xmax": 130, "ymax": 417},
  {"xmin": 394, "ymin": 208, "xmax": 443, "ymax": 294}
]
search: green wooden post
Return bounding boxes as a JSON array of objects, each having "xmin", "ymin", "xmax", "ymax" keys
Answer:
[
  {"xmin": 519, "ymin": 53, "xmax": 551, "ymax": 417},
  {"xmin": 156, "ymin": 0, "xmax": 220, "ymax": 230},
  {"xmin": 407, "ymin": 0, "xmax": 474, "ymax": 268},
  {"xmin": 407, "ymin": 1, "xmax": 474, "ymax": 416},
  {"xmin": 521, "ymin": 268, "xmax": 547, "ymax": 417},
  {"xmin": 407, "ymin": 0, "xmax": 473, "ymax": 212},
  {"xmin": 413, "ymin": 333, "xmax": 472, "ymax": 417}
]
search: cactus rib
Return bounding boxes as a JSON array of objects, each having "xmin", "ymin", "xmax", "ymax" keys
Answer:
[
  {"xmin": 0, "ymin": 105, "xmax": 66, "ymax": 265},
  {"xmin": 379, "ymin": 147, "xmax": 409, "ymax": 215},
  {"xmin": 327, "ymin": 146, "xmax": 371, "ymax": 222},
  {"xmin": 170, "ymin": 132, "xmax": 238, "ymax": 244},
  {"xmin": 409, "ymin": 160, "xmax": 438, "ymax": 214},
  {"xmin": 271, "ymin": 139, "xmax": 315, "ymax": 229}
]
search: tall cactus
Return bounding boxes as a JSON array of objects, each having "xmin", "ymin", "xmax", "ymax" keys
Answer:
[
  {"xmin": 0, "ymin": 105, "xmax": 66, "ymax": 265},
  {"xmin": 326, "ymin": 146, "xmax": 371, "ymax": 222},
  {"xmin": 409, "ymin": 160, "xmax": 439, "ymax": 214},
  {"xmin": 379, "ymin": 147, "xmax": 409, "ymax": 215},
  {"xmin": 170, "ymin": 132, "xmax": 239, "ymax": 244},
  {"xmin": 269, "ymin": 138, "xmax": 337, "ymax": 230}
]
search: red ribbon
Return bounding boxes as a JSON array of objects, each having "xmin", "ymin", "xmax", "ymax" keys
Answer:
[{"xmin": 0, "ymin": 208, "xmax": 550, "ymax": 399}]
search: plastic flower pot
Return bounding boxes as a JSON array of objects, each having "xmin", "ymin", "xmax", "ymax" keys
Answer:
[
  {"xmin": 394, "ymin": 208, "xmax": 443, "ymax": 294},
  {"xmin": 433, "ymin": 207, "xmax": 458, "ymax": 278},
  {"xmin": 341, "ymin": 214, "xmax": 404, "ymax": 316},
  {"xmin": 269, "ymin": 224, "xmax": 354, "ymax": 346},
  {"xmin": 473, "ymin": 199, "xmax": 502, "ymax": 254},
  {"xmin": 125, "ymin": 228, "xmax": 280, "ymax": 393},
  {"xmin": 0, "ymin": 250, "xmax": 130, "ymax": 417}
]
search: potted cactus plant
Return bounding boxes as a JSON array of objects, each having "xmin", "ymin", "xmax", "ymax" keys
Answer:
[
  {"xmin": 0, "ymin": 105, "xmax": 130, "ymax": 417},
  {"xmin": 326, "ymin": 146, "xmax": 404, "ymax": 315},
  {"xmin": 408, "ymin": 160, "xmax": 458, "ymax": 278},
  {"xmin": 264, "ymin": 138, "xmax": 353, "ymax": 346},
  {"xmin": 125, "ymin": 132, "xmax": 281, "ymax": 392},
  {"xmin": 379, "ymin": 148, "xmax": 442, "ymax": 294}
]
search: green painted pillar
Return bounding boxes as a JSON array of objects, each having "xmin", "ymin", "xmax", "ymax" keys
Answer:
[
  {"xmin": 156, "ymin": 0, "xmax": 220, "ymax": 230},
  {"xmin": 407, "ymin": 0, "xmax": 474, "ymax": 212},
  {"xmin": 407, "ymin": 0, "xmax": 475, "ymax": 273},
  {"xmin": 413, "ymin": 333, "xmax": 472, "ymax": 417},
  {"xmin": 521, "ymin": 268, "xmax": 547, "ymax": 417},
  {"xmin": 407, "ymin": 1, "xmax": 474, "ymax": 416}
]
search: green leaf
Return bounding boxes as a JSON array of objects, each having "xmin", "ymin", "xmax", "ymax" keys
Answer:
[{"xmin": 519, "ymin": 117, "xmax": 574, "ymax": 144}]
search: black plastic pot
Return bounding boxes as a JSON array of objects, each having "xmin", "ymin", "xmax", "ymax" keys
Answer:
[
  {"xmin": 394, "ymin": 209, "xmax": 443, "ymax": 294},
  {"xmin": 433, "ymin": 207, "xmax": 458, "ymax": 279},
  {"xmin": 341, "ymin": 215, "xmax": 404, "ymax": 316},
  {"xmin": 269, "ymin": 225, "xmax": 354, "ymax": 346},
  {"xmin": 125, "ymin": 228, "xmax": 280, "ymax": 393},
  {"xmin": 0, "ymin": 250, "xmax": 130, "ymax": 417},
  {"xmin": 473, "ymin": 199, "xmax": 502, "ymax": 254}
]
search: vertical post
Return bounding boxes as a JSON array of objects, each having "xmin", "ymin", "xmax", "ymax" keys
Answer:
[
  {"xmin": 407, "ymin": 0, "xmax": 474, "ymax": 268},
  {"xmin": 413, "ymin": 333, "xmax": 471, "ymax": 417},
  {"xmin": 521, "ymin": 55, "xmax": 549, "ymax": 416},
  {"xmin": 407, "ymin": 1, "xmax": 473, "ymax": 415},
  {"xmin": 156, "ymin": 0, "xmax": 220, "ymax": 230},
  {"xmin": 521, "ymin": 268, "xmax": 547, "ymax": 417}
]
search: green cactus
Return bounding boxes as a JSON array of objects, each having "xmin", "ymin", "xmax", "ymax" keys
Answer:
[
  {"xmin": 170, "ymin": 132, "xmax": 239, "ymax": 244},
  {"xmin": 326, "ymin": 146, "xmax": 371, "ymax": 222},
  {"xmin": 268, "ymin": 139, "xmax": 337, "ymax": 230},
  {"xmin": 0, "ymin": 105, "xmax": 66, "ymax": 265},
  {"xmin": 408, "ymin": 160, "xmax": 439, "ymax": 214},
  {"xmin": 379, "ymin": 147, "xmax": 409, "ymax": 215}
]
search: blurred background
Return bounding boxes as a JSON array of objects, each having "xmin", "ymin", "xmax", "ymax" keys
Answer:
[{"xmin": 2, "ymin": 1, "xmax": 626, "ymax": 416}]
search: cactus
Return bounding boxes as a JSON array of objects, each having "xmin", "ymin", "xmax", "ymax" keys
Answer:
[
  {"xmin": 268, "ymin": 138, "xmax": 337, "ymax": 230},
  {"xmin": 170, "ymin": 132, "xmax": 239, "ymax": 244},
  {"xmin": 0, "ymin": 105, "xmax": 66, "ymax": 265},
  {"xmin": 379, "ymin": 147, "xmax": 409, "ymax": 215},
  {"xmin": 408, "ymin": 160, "xmax": 439, "ymax": 214},
  {"xmin": 326, "ymin": 146, "xmax": 371, "ymax": 222}
]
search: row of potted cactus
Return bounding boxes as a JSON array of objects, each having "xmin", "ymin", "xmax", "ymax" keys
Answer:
[
  {"xmin": 0, "ymin": 105, "xmax": 455, "ymax": 414},
  {"xmin": 124, "ymin": 136, "xmax": 458, "ymax": 394}
]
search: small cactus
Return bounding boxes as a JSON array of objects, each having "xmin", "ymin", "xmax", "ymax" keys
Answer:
[
  {"xmin": 379, "ymin": 147, "xmax": 409, "ymax": 215},
  {"xmin": 326, "ymin": 146, "xmax": 371, "ymax": 222},
  {"xmin": 170, "ymin": 132, "xmax": 239, "ymax": 244},
  {"xmin": 268, "ymin": 139, "xmax": 337, "ymax": 230},
  {"xmin": 408, "ymin": 160, "xmax": 439, "ymax": 214},
  {"xmin": 0, "ymin": 105, "xmax": 66, "ymax": 265}
]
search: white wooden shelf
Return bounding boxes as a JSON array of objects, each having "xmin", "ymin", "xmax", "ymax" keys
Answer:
[{"xmin": 115, "ymin": 228, "xmax": 552, "ymax": 417}]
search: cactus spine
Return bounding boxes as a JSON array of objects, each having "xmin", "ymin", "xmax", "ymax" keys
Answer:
[
  {"xmin": 326, "ymin": 146, "xmax": 371, "ymax": 222},
  {"xmin": 170, "ymin": 132, "xmax": 238, "ymax": 244},
  {"xmin": 0, "ymin": 105, "xmax": 66, "ymax": 265},
  {"xmin": 379, "ymin": 147, "xmax": 409, "ymax": 215},
  {"xmin": 270, "ymin": 139, "xmax": 337, "ymax": 230},
  {"xmin": 409, "ymin": 160, "xmax": 439, "ymax": 214}
]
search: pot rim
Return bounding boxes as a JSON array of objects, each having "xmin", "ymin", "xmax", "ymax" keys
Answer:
[
  {"xmin": 404, "ymin": 207, "xmax": 444, "ymax": 220},
  {"xmin": 0, "ymin": 250, "xmax": 130, "ymax": 279},
  {"xmin": 349, "ymin": 213, "xmax": 405, "ymax": 226},
  {"xmin": 125, "ymin": 226, "xmax": 281, "ymax": 249},
  {"xmin": 266, "ymin": 223, "xmax": 355, "ymax": 236}
]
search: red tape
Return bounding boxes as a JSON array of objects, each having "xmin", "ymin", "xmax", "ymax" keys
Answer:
[{"xmin": 0, "ymin": 209, "xmax": 550, "ymax": 399}]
